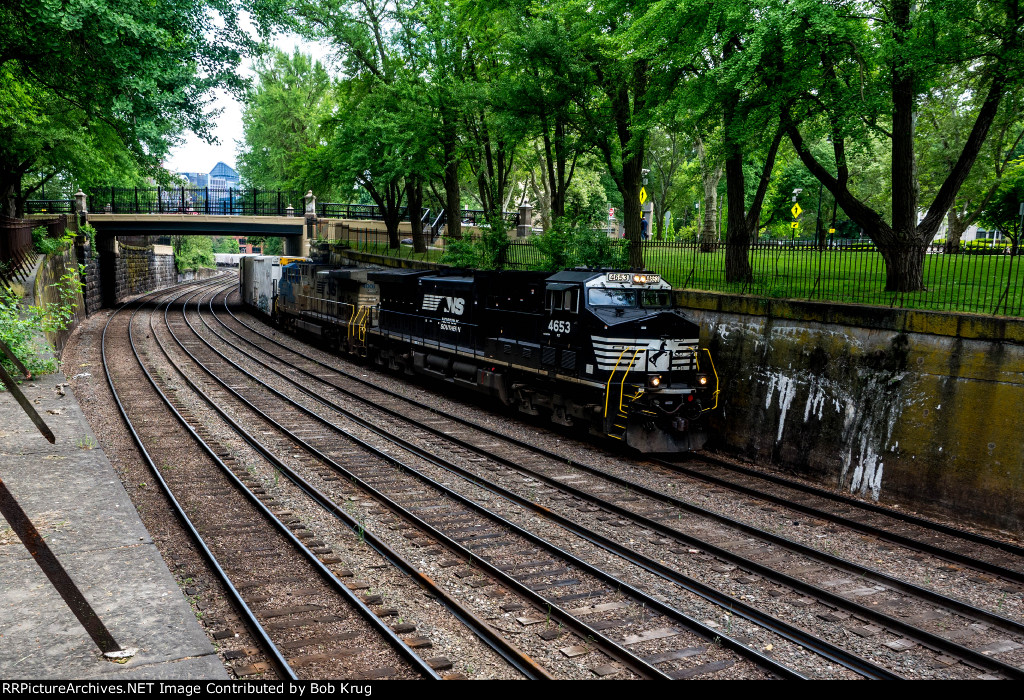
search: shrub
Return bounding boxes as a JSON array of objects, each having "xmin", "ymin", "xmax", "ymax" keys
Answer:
[
  {"xmin": 439, "ymin": 237, "xmax": 481, "ymax": 268},
  {"xmin": 532, "ymin": 217, "xmax": 627, "ymax": 271},
  {"xmin": 32, "ymin": 225, "xmax": 75, "ymax": 255},
  {"xmin": 0, "ymin": 264, "xmax": 85, "ymax": 382}
]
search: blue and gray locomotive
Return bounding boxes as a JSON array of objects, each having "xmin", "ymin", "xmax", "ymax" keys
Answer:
[{"xmin": 250, "ymin": 261, "xmax": 719, "ymax": 453}]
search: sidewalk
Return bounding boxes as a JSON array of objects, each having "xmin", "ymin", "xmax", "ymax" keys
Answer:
[{"xmin": 0, "ymin": 261, "xmax": 226, "ymax": 679}]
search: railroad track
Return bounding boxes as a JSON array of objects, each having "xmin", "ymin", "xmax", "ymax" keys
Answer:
[
  {"xmin": 200, "ymin": 280, "xmax": 1024, "ymax": 679},
  {"xmin": 102, "ymin": 282, "xmax": 440, "ymax": 680},
  {"xmin": 167, "ymin": 282, "xmax": 797, "ymax": 679},
  {"xmin": 163, "ymin": 280, "xmax": 868, "ymax": 679}
]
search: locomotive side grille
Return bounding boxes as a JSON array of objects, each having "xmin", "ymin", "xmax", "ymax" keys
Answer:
[
  {"xmin": 542, "ymin": 346, "xmax": 556, "ymax": 366},
  {"xmin": 561, "ymin": 350, "xmax": 577, "ymax": 370}
]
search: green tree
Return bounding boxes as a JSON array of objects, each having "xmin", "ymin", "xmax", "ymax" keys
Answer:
[
  {"xmin": 0, "ymin": 0, "xmax": 262, "ymax": 216},
  {"xmin": 917, "ymin": 78, "xmax": 1024, "ymax": 253},
  {"xmin": 544, "ymin": 0, "xmax": 656, "ymax": 269},
  {"xmin": 212, "ymin": 236, "xmax": 241, "ymax": 254},
  {"xmin": 237, "ymin": 49, "xmax": 336, "ymax": 196},
  {"xmin": 634, "ymin": 0, "xmax": 787, "ymax": 279},
  {"xmin": 173, "ymin": 236, "xmax": 215, "ymax": 271},
  {"xmin": 782, "ymin": 0, "xmax": 1024, "ymax": 291},
  {"xmin": 979, "ymin": 158, "xmax": 1024, "ymax": 256}
]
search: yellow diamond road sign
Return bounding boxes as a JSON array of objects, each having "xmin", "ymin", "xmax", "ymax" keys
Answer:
[
  {"xmin": 791, "ymin": 203, "xmax": 802, "ymax": 218},
  {"xmin": 639, "ymin": 187, "xmax": 648, "ymax": 205}
]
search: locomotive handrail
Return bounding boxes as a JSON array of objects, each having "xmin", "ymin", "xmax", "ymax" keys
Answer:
[
  {"xmin": 698, "ymin": 348, "xmax": 720, "ymax": 413},
  {"xmin": 618, "ymin": 348, "xmax": 643, "ymax": 415},
  {"xmin": 346, "ymin": 302, "xmax": 359, "ymax": 340},
  {"xmin": 290, "ymin": 293, "xmax": 356, "ymax": 324},
  {"xmin": 603, "ymin": 347, "xmax": 630, "ymax": 418},
  {"xmin": 374, "ymin": 308, "xmax": 483, "ymax": 358},
  {"xmin": 355, "ymin": 305, "xmax": 371, "ymax": 343}
]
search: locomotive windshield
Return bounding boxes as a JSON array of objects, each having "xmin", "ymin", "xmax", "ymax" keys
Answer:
[{"xmin": 588, "ymin": 288, "xmax": 636, "ymax": 307}]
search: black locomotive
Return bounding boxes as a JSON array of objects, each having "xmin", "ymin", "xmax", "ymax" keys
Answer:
[{"xmin": 253, "ymin": 261, "xmax": 718, "ymax": 453}]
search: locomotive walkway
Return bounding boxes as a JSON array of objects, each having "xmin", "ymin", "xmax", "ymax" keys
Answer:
[{"xmin": 0, "ymin": 272, "xmax": 224, "ymax": 679}]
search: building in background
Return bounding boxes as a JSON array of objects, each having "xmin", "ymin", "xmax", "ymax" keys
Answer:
[
  {"xmin": 179, "ymin": 171, "xmax": 209, "ymax": 188},
  {"xmin": 178, "ymin": 162, "xmax": 239, "ymax": 191},
  {"xmin": 208, "ymin": 162, "xmax": 240, "ymax": 189}
]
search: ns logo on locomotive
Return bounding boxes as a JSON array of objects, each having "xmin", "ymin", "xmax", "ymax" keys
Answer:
[{"xmin": 240, "ymin": 256, "xmax": 719, "ymax": 453}]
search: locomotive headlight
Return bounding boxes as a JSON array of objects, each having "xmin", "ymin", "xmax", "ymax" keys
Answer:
[
  {"xmin": 697, "ymin": 374, "xmax": 709, "ymax": 386},
  {"xmin": 648, "ymin": 374, "xmax": 662, "ymax": 388}
]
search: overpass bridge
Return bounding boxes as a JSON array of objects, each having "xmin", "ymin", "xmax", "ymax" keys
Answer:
[{"xmin": 16, "ymin": 186, "xmax": 523, "ymax": 306}]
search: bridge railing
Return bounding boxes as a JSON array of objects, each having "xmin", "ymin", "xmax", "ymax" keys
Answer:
[
  {"xmin": 74, "ymin": 188, "xmax": 521, "ymax": 229},
  {"xmin": 25, "ymin": 200, "xmax": 74, "ymax": 215},
  {"xmin": 0, "ymin": 217, "xmax": 37, "ymax": 286},
  {"xmin": 86, "ymin": 187, "xmax": 306, "ymax": 216}
]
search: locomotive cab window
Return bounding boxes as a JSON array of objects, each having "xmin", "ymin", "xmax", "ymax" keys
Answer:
[
  {"xmin": 588, "ymin": 288, "xmax": 636, "ymax": 307},
  {"xmin": 641, "ymin": 290, "xmax": 671, "ymax": 308},
  {"xmin": 546, "ymin": 284, "xmax": 579, "ymax": 313}
]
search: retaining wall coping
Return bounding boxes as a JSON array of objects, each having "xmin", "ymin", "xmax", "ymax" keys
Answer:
[{"xmin": 675, "ymin": 289, "xmax": 1024, "ymax": 345}]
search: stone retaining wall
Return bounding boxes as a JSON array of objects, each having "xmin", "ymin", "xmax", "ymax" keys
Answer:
[{"xmin": 680, "ymin": 291, "xmax": 1024, "ymax": 533}]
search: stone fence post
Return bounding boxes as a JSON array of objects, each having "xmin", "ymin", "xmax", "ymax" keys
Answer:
[{"xmin": 517, "ymin": 203, "xmax": 533, "ymax": 238}]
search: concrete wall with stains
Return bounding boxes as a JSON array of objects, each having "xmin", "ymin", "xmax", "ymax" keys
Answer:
[{"xmin": 676, "ymin": 291, "xmax": 1024, "ymax": 533}]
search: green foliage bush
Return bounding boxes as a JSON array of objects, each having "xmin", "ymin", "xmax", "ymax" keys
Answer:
[
  {"xmin": 0, "ymin": 265, "xmax": 84, "ymax": 380},
  {"xmin": 962, "ymin": 239, "xmax": 1009, "ymax": 254},
  {"xmin": 80, "ymin": 223, "xmax": 97, "ymax": 250},
  {"xmin": 439, "ymin": 237, "xmax": 483, "ymax": 268},
  {"xmin": 32, "ymin": 225, "xmax": 75, "ymax": 255},
  {"xmin": 532, "ymin": 218, "xmax": 627, "ymax": 271},
  {"xmin": 173, "ymin": 236, "xmax": 215, "ymax": 271}
]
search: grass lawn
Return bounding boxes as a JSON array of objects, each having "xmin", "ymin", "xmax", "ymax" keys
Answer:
[{"xmin": 336, "ymin": 237, "xmax": 1024, "ymax": 318}]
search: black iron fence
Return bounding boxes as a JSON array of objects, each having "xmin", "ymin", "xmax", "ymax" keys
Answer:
[
  {"xmin": 326, "ymin": 232, "xmax": 1024, "ymax": 318},
  {"xmin": 317, "ymin": 202, "xmax": 409, "ymax": 220},
  {"xmin": 25, "ymin": 200, "xmax": 74, "ymax": 215},
  {"xmin": 642, "ymin": 239, "xmax": 1024, "ymax": 317},
  {"xmin": 0, "ymin": 217, "xmax": 37, "ymax": 285},
  {"xmin": 74, "ymin": 188, "xmax": 521, "ymax": 229}
]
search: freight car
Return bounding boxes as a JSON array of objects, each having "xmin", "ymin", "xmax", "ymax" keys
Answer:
[
  {"xmin": 241, "ymin": 263, "xmax": 718, "ymax": 453},
  {"xmin": 239, "ymin": 255, "xmax": 310, "ymax": 317}
]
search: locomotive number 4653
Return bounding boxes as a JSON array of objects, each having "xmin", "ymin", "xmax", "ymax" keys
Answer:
[{"xmin": 547, "ymin": 319, "xmax": 572, "ymax": 334}]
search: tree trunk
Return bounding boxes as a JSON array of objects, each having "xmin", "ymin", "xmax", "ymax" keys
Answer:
[
  {"xmin": 879, "ymin": 240, "xmax": 926, "ymax": 292},
  {"xmin": 700, "ymin": 163, "xmax": 722, "ymax": 252},
  {"xmin": 1, "ymin": 182, "xmax": 16, "ymax": 218},
  {"xmin": 944, "ymin": 208, "xmax": 967, "ymax": 254},
  {"xmin": 440, "ymin": 111, "xmax": 462, "ymax": 240},
  {"xmin": 724, "ymin": 151, "xmax": 752, "ymax": 282},
  {"xmin": 405, "ymin": 177, "xmax": 426, "ymax": 254}
]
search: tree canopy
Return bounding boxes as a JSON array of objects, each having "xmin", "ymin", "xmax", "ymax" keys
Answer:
[{"xmin": 1, "ymin": 0, "xmax": 269, "ymax": 216}]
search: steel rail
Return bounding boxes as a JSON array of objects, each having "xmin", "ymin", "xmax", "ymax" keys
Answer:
[
  {"xmin": 108, "ymin": 282, "xmax": 440, "ymax": 681},
  {"xmin": 102, "ymin": 281, "xmax": 298, "ymax": 681},
  {"xmin": 176, "ymin": 289, "xmax": 681, "ymax": 680},
  {"xmin": 655, "ymin": 453, "xmax": 1024, "ymax": 579},
  {"xmin": 157, "ymin": 287, "xmax": 551, "ymax": 681},
  {"xmin": 213, "ymin": 286, "xmax": 1024, "ymax": 643},
  {"xmin": 189, "ymin": 286, "xmax": 879, "ymax": 679},
  {"xmin": 220, "ymin": 288, "xmax": 1024, "ymax": 577},
  {"xmin": 210, "ymin": 284, "xmax": 1024, "ymax": 678}
]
